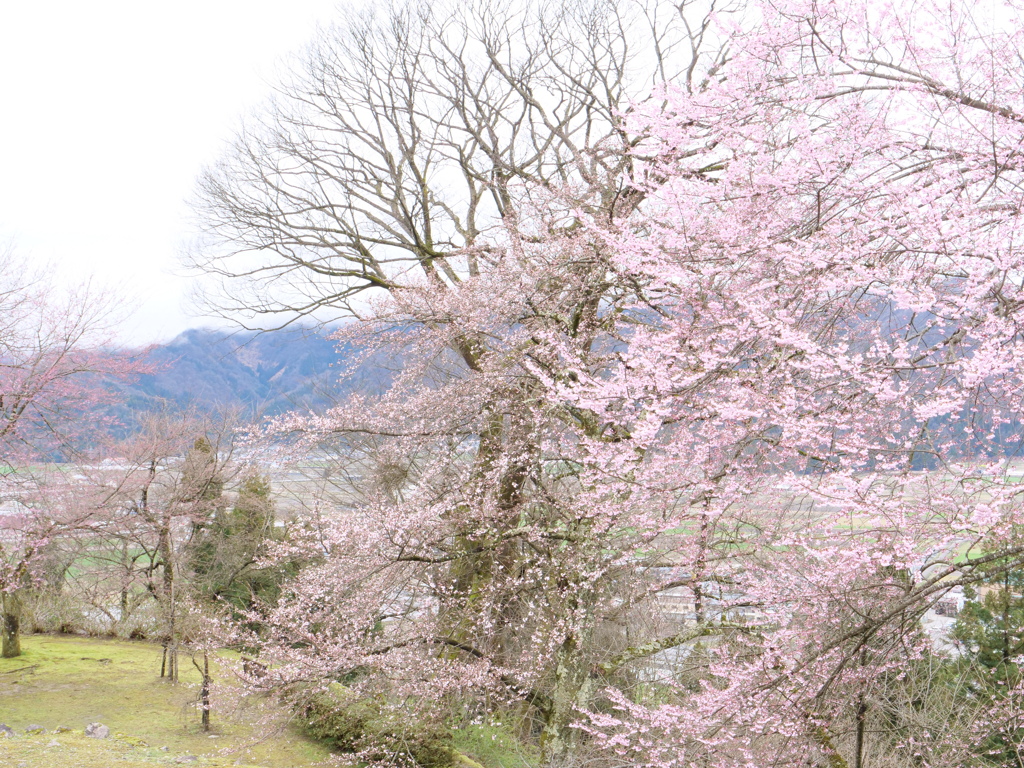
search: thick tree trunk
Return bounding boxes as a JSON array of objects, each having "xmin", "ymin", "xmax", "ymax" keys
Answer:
[
  {"xmin": 536, "ymin": 579, "xmax": 596, "ymax": 766},
  {"xmin": 539, "ymin": 627, "xmax": 593, "ymax": 766},
  {"xmin": 1, "ymin": 590, "xmax": 23, "ymax": 659},
  {"xmin": 443, "ymin": 408, "xmax": 515, "ymax": 651}
]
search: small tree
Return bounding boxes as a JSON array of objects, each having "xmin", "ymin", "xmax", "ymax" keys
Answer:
[
  {"xmin": 189, "ymin": 473, "xmax": 281, "ymax": 612},
  {"xmin": 952, "ymin": 553, "xmax": 1024, "ymax": 764},
  {"xmin": 93, "ymin": 412, "xmax": 235, "ymax": 679},
  {"xmin": 0, "ymin": 250, "xmax": 146, "ymax": 657},
  {"xmin": 956, "ymin": 573, "xmax": 1024, "ymax": 686}
]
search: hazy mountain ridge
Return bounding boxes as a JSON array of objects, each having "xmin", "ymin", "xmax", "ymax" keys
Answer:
[
  {"xmin": 113, "ymin": 325, "xmax": 1022, "ymax": 461},
  {"xmin": 118, "ymin": 327, "xmax": 380, "ymax": 422}
]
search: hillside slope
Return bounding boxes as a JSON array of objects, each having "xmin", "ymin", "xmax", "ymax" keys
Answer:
[{"xmin": 117, "ymin": 327, "xmax": 392, "ymax": 424}]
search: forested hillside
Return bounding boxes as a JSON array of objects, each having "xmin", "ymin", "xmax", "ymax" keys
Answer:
[{"xmin": 116, "ymin": 327, "xmax": 390, "ymax": 421}]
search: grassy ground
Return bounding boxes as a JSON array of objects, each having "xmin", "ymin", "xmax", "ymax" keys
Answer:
[{"xmin": 0, "ymin": 634, "xmax": 334, "ymax": 768}]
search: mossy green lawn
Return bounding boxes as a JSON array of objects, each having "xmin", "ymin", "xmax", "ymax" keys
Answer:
[
  {"xmin": 0, "ymin": 731, "xmax": 259, "ymax": 768},
  {"xmin": 0, "ymin": 635, "xmax": 332, "ymax": 768}
]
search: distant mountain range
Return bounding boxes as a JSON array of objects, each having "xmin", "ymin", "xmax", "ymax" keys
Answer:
[
  {"xmin": 113, "ymin": 326, "xmax": 1022, "ymax": 462},
  {"xmin": 116, "ymin": 327, "xmax": 391, "ymax": 425}
]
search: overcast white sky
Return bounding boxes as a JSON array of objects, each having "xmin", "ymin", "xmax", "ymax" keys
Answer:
[{"xmin": 0, "ymin": 1, "xmax": 346, "ymax": 346}]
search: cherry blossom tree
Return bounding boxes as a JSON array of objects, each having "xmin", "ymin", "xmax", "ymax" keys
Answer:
[
  {"xmin": 574, "ymin": 0, "xmax": 1024, "ymax": 764},
  {"xmin": 195, "ymin": 0, "xmax": 1024, "ymax": 765},
  {"xmin": 0, "ymin": 250, "xmax": 146, "ymax": 657},
  {"xmin": 12, "ymin": 411, "xmax": 254, "ymax": 675},
  {"xmin": 81, "ymin": 411, "xmax": 237, "ymax": 679},
  {"xmin": 193, "ymin": 0, "xmax": 728, "ymax": 758}
]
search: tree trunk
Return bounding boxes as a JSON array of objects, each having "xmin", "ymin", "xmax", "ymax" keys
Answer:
[
  {"xmin": 444, "ymin": 403, "xmax": 537, "ymax": 660},
  {"xmin": 140, "ymin": 460, "xmax": 179, "ymax": 681},
  {"xmin": 119, "ymin": 539, "xmax": 130, "ymax": 626},
  {"xmin": 169, "ymin": 640, "xmax": 178, "ymax": 682},
  {"xmin": 158, "ymin": 516, "xmax": 178, "ymax": 681},
  {"xmin": 162, "ymin": 638, "xmax": 179, "ymax": 682},
  {"xmin": 1, "ymin": 590, "xmax": 23, "ymax": 659},
  {"xmin": 539, "ymin": 627, "xmax": 593, "ymax": 766},
  {"xmin": 200, "ymin": 651, "xmax": 212, "ymax": 730},
  {"xmin": 442, "ymin": 408, "xmax": 507, "ymax": 651}
]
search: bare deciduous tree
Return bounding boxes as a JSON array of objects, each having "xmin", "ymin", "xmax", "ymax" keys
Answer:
[{"xmin": 190, "ymin": 0, "xmax": 727, "ymax": 327}]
